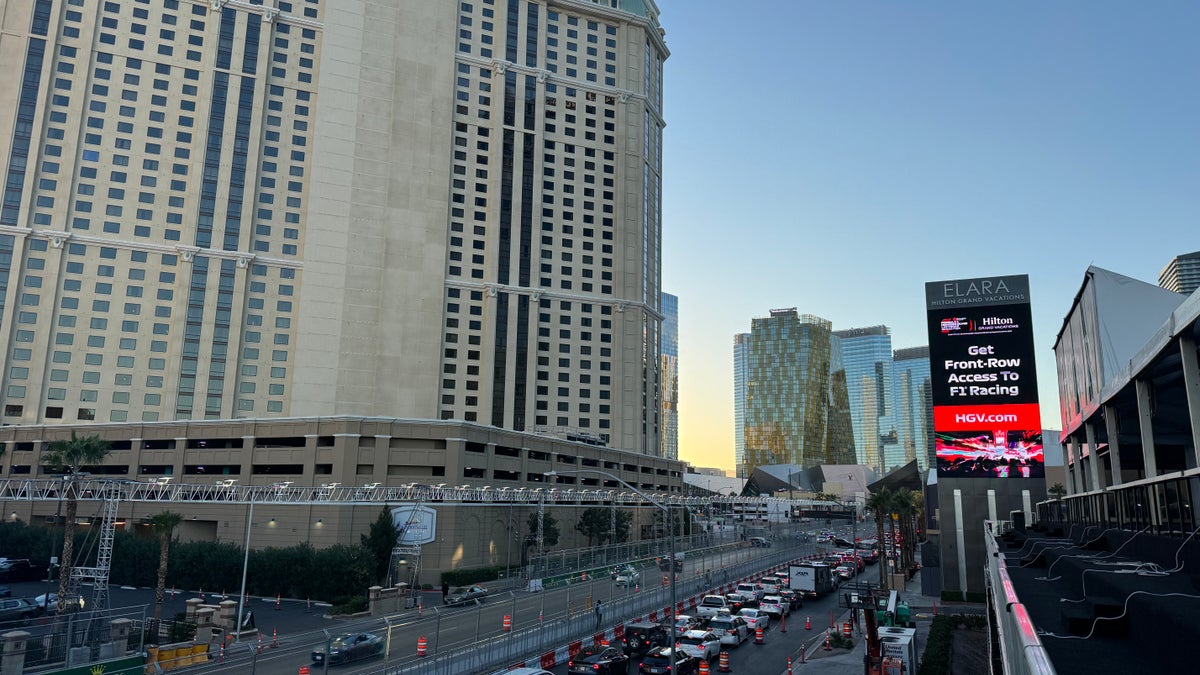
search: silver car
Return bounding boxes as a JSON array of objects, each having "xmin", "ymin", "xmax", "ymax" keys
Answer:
[{"xmin": 706, "ymin": 615, "xmax": 749, "ymax": 647}]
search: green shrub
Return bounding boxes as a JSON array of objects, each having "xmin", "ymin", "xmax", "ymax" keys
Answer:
[
  {"xmin": 442, "ymin": 566, "xmax": 507, "ymax": 587},
  {"xmin": 917, "ymin": 614, "xmax": 985, "ymax": 674},
  {"xmin": 331, "ymin": 595, "xmax": 368, "ymax": 615}
]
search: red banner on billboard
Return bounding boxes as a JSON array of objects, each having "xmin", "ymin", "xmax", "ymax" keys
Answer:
[{"xmin": 933, "ymin": 403, "xmax": 1042, "ymax": 431}]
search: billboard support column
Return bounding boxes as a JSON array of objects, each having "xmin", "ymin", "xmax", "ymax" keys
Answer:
[
  {"xmin": 1085, "ymin": 422, "xmax": 1102, "ymax": 492},
  {"xmin": 1104, "ymin": 405, "xmax": 1123, "ymax": 487},
  {"xmin": 1135, "ymin": 378, "xmax": 1159, "ymax": 479}
]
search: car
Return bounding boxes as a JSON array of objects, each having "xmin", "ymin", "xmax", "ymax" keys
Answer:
[
  {"xmin": 748, "ymin": 537, "xmax": 771, "ymax": 547},
  {"xmin": 834, "ymin": 565, "xmax": 856, "ymax": 581},
  {"xmin": 675, "ymin": 630, "xmax": 720, "ymax": 663},
  {"xmin": 622, "ymin": 622, "xmax": 670, "ymax": 655},
  {"xmin": 443, "ymin": 584, "xmax": 488, "ymax": 606},
  {"xmin": 569, "ymin": 644, "xmax": 630, "ymax": 675},
  {"xmin": 705, "ymin": 614, "xmax": 749, "ymax": 647},
  {"xmin": 735, "ymin": 582, "xmax": 763, "ymax": 602},
  {"xmin": 32, "ymin": 593, "xmax": 85, "ymax": 614},
  {"xmin": 656, "ymin": 554, "xmax": 684, "ymax": 572},
  {"xmin": 638, "ymin": 646, "xmax": 699, "ymax": 675},
  {"xmin": 759, "ymin": 595, "xmax": 788, "ymax": 618},
  {"xmin": 779, "ymin": 589, "xmax": 803, "ymax": 610},
  {"xmin": 723, "ymin": 592, "xmax": 751, "ymax": 613},
  {"xmin": 737, "ymin": 608, "xmax": 770, "ymax": 631},
  {"xmin": 674, "ymin": 614, "xmax": 702, "ymax": 637},
  {"xmin": 614, "ymin": 567, "xmax": 641, "ymax": 588},
  {"xmin": 0, "ymin": 598, "xmax": 41, "ymax": 626},
  {"xmin": 695, "ymin": 595, "xmax": 728, "ymax": 619},
  {"xmin": 312, "ymin": 632, "xmax": 384, "ymax": 665},
  {"xmin": 0, "ymin": 559, "xmax": 43, "ymax": 583},
  {"xmin": 758, "ymin": 577, "xmax": 781, "ymax": 595}
]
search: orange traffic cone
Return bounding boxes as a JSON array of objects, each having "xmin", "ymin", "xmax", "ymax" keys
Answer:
[
  {"xmin": 275, "ymin": 593, "xmax": 281, "ymax": 610},
  {"xmin": 272, "ymin": 627, "xmax": 278, "ymax": 648},
  {"xmin": 417, "ymin": 636, "xmax": 428, "ymax": 657},
  {"xmin": 699, "ymin": 660, "xmax": 710, "ymax": 675},
  {"xmin": 718, "ymin": 651, "xmax": 732, "ymax": 672},
  {"xmin": 754, "ymin": 626, "xmax": 764, "ymax": 645},
  {"xmin": 823, "ymin": 630, "xmax": 832, "ymax": 652},
  {"xmin": 805, "ymin": 615, "xmax": 811, "ymax": 630}
]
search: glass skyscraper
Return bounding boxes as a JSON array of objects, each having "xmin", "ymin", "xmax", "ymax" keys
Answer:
[
  {"xmin": 0, "ymin": 0, "xmax": 669, "ymax": 454},
  {"xmin": 833, "ymin": 326, "xmax": 896, "ymax": 475},
  {"xmin": 739, "ymin": 309, "xmax": 855, "ymax": 475},
  {"xmin": 892, "ymin": 346, "xmax": 933, "ymax": 474},
  {"xmin": 733, "ymin": 332, "xmax": 750, "ymax": 477},
  {"xmin": 661, "ymin": 292, "xmax": 678, "ymax": 459}
]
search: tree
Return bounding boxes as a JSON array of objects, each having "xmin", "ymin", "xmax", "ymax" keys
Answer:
[
  {"xmin": 150, "ymin": 511, "xmax": 183, "ymax": 629},
  {"xmin": 865, "ymin": 487, "xmax": 892, "ymax": 588},
  {"xmin": 525, "ymin": 511, "xmax": 560, "ymax": 549},
  {"xmin": 571, "ymin": 508, "xmax": 632, "ymax": 545},
  {"xmin": 1048, "ymin": 483, "xmax": 1067, "ymax": 500},
  {"xmin": 42, "ymin": 432, "xmax": 111, "ymax": 608},
  {"xmin": 362, "ymin": 509, "xmax": 400, "ymax": 583}
]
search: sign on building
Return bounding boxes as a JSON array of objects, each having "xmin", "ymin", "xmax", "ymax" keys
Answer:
[
  {"xmin": 925, "ymin": 275, "xmax": 1044, "ymax": 478},
  {"xmin": 391, "ymin": 504, "xmax": 437, "ymax": 545}
]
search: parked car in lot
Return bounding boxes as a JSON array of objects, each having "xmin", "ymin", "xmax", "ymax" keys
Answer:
[
  {"xmin": 675, "ymin": 630, "xmax": 720, "ymax": 663},
  {"xmin": 706, "ymin": 614, "xmax": 749, "ymax": 647},
  {"xmin": 568, "ymin": 644, "xmax": 630, "ymax": 675},
  {"xmin": 312, "ymin": 632, "xmax": 383, "ymax": 666},
  {"xmin": 622, "ymin": 622, "xmax": 670, "ymax": 656},
  {"xmin": 638, "ymin": 647, "xmax": 698, "ymax": 675},
  {"xmin": 32, "ymin": 593, "xmax": 85, "ymax": 614},
  {"xmin": 0, "ymin": 598, "xmax": 41, "ymax": 626},
  {"xmin": 0, "ymin": 559, "xmax": 43, "ymax": 583},
  {"xmin": 444, "ymin": 585, "xmax": 488, "ymax": 606},
  {"xmin": 737, "ymin": 607, "xmax": 771, "ymax": 631}
]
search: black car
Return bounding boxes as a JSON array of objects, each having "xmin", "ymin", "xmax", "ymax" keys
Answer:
[
  {"xmin": 312, "ymin": 632, "xmax": 384, "ymax": 665},
  {"xmin": 568, "ymin": 644, "xmax": 629, "ymax": 675},
  {"xmin": 656, "ymin": 556, "xmax": 683, "ymax": 572},
  {"xmin": 0, "ymin": 559, "xmax": 43, "ymax": 583},
  {"xmin": 638, "ymin": 647, "xmax": 699, "ymax": 675},
  {"xmin": 622, "ymin": 622, "xmax": 670, "ymax": 656},
  {"xmin": 779, "ymin": 589, "xmax": 803, "ymax": 610},
  {"xmin": 443, "ymin": 585, "xmax": 488, "ymax": 606}
]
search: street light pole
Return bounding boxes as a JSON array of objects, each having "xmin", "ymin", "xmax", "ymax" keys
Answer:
[{"xmin": 545, "ymin": 469, "xmax": 677, "ymax": 631}]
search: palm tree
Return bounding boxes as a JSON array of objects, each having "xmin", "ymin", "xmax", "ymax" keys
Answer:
[
  {"xmin": 1048, "ymin": 483, "xmax": 1067, "ymax": 500},
  {"xmin": 42, "ymin": 432, "xmax": 111, "ymax": 607},
  {"xmin": 892, "ymin": 489, "xmax": 916, "ymax": 573},
  {"xmin": 865, "ymin": 487, "xmax": 893, "ymax": 587},
  {"xmin": 150, "ymin": 511, "xmax": 184, "ymax": 629}
]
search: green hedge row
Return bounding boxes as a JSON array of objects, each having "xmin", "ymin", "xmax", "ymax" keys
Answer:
[
  {"xmin": 441, "ymin": 565, "xmax": 510, "ymax": 588},
  {"xmin": 917, "ymin": 614, "xmax": 987, "ymax": 675}
]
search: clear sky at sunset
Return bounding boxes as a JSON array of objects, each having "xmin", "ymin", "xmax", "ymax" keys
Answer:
[{"xmin": 659, "ymin": 1, "xmax": 1200, "ymax": 474}]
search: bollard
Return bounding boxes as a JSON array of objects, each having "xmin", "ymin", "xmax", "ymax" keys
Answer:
[
  {"xmin": 787, "ymin": 656, "xmax": 793, "ymax": 675},
  {"xmin": 418, "ymin": 602, "xmax": 423, "ymax": 619},
  {"xmin": 221, "ymin": 589, "xmax": 227, "ymax": 601},
  {"xmin": 823, "ymin": 630, "xmax": 832, "ymax": 652},
  {"xmin": 272, "ymin": 627, "xmax": 278, "ymax": 648},
  {"xmin": 800, "ymin": 644, "xmax": 806, "ymax": 663},
  {"xmin": 257, "ymin": 633, "xmax": 263, "ymax": 655},
  {"xmin": 276, "ymin": 594, "xmax": 281, "ymax": 611},
  {"xmin": 306, "ymin": 597, "xmax": 312, "ymax": 613},
  {"xmin": 170, "ymin": 586, "xmax": 176, "ymax": 600},
  {"xmin": 218, "ymin": 642, "xmax": 225, "ymax": 663}
]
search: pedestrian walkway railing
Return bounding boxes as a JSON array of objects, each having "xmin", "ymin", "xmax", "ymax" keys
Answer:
[{"xmin": 984, "ymin": 521, "xmax": 1057, "ymax": 675}]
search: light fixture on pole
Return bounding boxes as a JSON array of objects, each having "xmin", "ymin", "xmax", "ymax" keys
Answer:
[{"xmin": 544, "ymin": 469, "xmax": 678, "ymax": 630}]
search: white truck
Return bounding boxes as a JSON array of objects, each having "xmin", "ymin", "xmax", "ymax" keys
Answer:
[{"xmin": 789, "ymin": 563, "xmax": 836, "ymax": 598}]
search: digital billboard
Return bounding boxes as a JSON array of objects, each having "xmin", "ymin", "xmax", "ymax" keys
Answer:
[{"xmin": 925, "ymin": 275, "xmax": 1043, "ymax": 477}]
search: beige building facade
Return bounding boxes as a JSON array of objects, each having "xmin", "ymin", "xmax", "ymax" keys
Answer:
[
  {"xmin": 0, "ymin": 0, "xmax": 668, "ymax": 452},
  {"xmin": 0, "ymin": 416, "xmax": 686, "ymax": 576}
]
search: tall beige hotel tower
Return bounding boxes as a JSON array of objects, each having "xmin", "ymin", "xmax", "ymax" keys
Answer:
[{"xmin": 0, "ymin": 1, "xmax": 673, "ymax": 566}]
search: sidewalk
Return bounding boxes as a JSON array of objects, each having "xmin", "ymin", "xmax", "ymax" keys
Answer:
[{"xmin": 789, "ymin": 559, "xmax": 970, "ymax": 673}]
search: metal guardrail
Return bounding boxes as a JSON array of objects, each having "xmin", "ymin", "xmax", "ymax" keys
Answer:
[
  {"xmin": 0, "ymin": 477, "xmax": 824, "ymax": 508},
  {"xmin": 984, "ymin": 521, "xmax": 1057, "ymax": 675}
]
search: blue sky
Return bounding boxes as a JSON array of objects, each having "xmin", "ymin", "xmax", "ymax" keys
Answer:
[{"xmin": 660, "ymin": 1, "xmax": 1200, "ymax": 472}]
